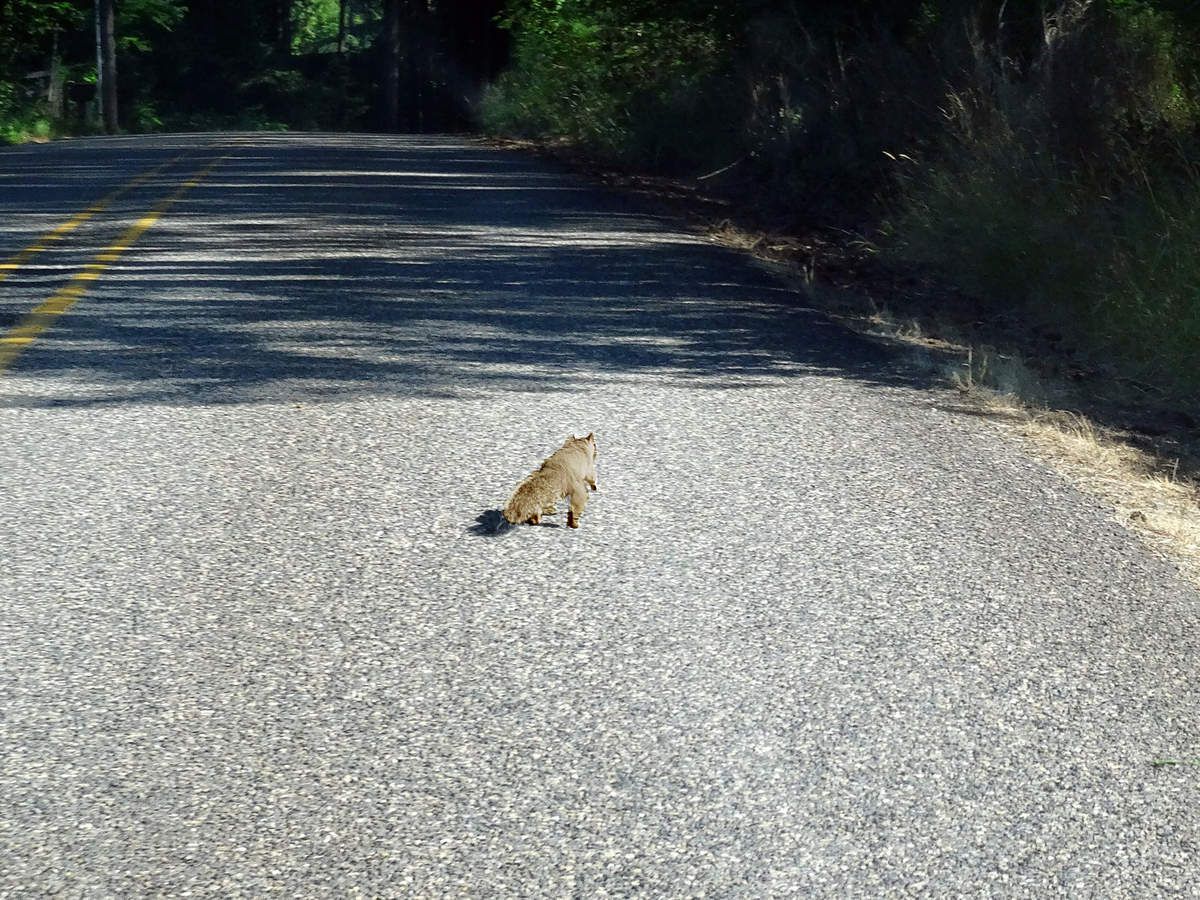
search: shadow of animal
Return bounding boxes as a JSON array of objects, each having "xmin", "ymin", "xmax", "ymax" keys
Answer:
[{"xmin": 468, "ymin": 508, "xmax": 563, "ymax": 536}]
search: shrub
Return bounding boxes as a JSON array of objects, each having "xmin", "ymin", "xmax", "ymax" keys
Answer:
[
  {"xmin": 485, "ymin": 0, "xmax": 1200, "ymax": 397},
  {"xmin": 891, "ymin": 0, "xmax": 1200, "ymax": 397},
  {"xmin": 0, "ymin": 80, "xmax": 55, "ymax": 144},
  {"xmin": 480, "ymin": 1, "xmax": 739, "ymax": 171}
]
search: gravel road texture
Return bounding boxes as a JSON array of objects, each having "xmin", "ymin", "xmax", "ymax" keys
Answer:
[{"xmin": 1, "ymin": 133, "xmax": 1198, "ymax": 896}]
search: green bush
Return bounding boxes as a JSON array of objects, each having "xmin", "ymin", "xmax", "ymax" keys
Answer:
[
  {"xmin": 232, "ymin": 59, "xmax": 366, "ymax": 131},
  {"xmin": 896, "ymin": 152, "xmax": 1200, "ymax": 395},
  {"xmin": 0, "ymin": 80, "xmax": 56, "ymax": 144},
  {"xmin": 479, "ymin": 2, "xmax": 739, "ymax": 171},
  {"xmin": 486, "ymin": 0, "xmax": 1200, "ymax": 396},
  {"xmin": 891, "ymin": 1, "xmax": 1200, "ymax": 396},
  {"xmin": 129, "ymin": 99, "xmax": 163, "ymax": 132}
]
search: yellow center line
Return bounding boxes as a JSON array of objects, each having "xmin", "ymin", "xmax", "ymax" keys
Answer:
[
  {"xmin": 0, "ymin": 155, "xmax": 226, "ymax": 375},
  {"xmin": 0, "ymin": 153, "xmax": 187, "ymax": 282}
]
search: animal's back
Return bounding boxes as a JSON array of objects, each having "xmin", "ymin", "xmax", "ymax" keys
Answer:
[{"xmin": 501, "ymin": 434, "xmax": 598, "ymax": 527}]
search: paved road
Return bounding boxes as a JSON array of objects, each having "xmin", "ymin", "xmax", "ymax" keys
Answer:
[{"xmin": 1, "ymin": 133, "xmax": 1198, "ymax": 896}]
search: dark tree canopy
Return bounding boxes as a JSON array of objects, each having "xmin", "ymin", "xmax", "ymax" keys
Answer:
[{"xmin": 0, "ymin": 0, "xmax": 508, "ymax": 134}]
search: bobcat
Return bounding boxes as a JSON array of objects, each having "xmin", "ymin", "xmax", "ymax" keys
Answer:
[{"xmin": 503, "ymin": 433, "xmax": 599, "ymax": 529}]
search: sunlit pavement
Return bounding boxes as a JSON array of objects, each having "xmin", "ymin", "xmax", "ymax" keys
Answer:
[{"xmin": 2, "ymin": 133, "xmax": 1198, "ymax": 895}]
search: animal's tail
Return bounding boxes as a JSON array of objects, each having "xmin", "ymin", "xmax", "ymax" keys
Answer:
[
  {"xmin": 470, "ymin": 509, "xmax": 514, "ymax": 536},
  {"xmin": 503, "ymin": 475, "xmax": 548, "ymax": 525}
]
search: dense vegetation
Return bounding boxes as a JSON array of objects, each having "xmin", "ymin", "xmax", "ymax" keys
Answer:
[
  {"xmin": 483, "ymin": 0, "xmax": 1200, "ymax": 401},
  {"xmin": 0, "ymin": 0, "xmax": 506, "ymax": 139},
  {"xmin": 2, "ymin": 0, "xmax": 1197, "ymax": 400}
]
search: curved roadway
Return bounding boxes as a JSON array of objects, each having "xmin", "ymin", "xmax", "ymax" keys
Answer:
[{"xmin": 1, "ymin": 134, "xmax": 1197, "ymax": 895}]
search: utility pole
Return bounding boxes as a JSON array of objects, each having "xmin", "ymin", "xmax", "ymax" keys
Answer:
[{"xmin": 95, "ymin": 0, "xmax": 118, "ymax": 133}]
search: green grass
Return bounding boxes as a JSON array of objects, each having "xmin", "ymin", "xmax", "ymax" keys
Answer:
[{"xmin": 0, "ymin": 110, "xmax": 56, "ymax": 144}]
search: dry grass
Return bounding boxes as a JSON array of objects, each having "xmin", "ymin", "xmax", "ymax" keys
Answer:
[
  {"xmin": 745, "ymin": 232, "xmax": 1200, "ymax": 589},
  {"xmin": 487, "ymin": 135, "xmax": 1200, "ymax": 590},
  {"xmin": 709, "ymin": 219, "xmax": 1200, "ymax": 589},
  {"xmin": 931, "ymin": 348, "xmax": 1200, "ymax": 588},
  {"xmin": 977, "ymin": 392, "xmax": 1200, "ymax": 586}
]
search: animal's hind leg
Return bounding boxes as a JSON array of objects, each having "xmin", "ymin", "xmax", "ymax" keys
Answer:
[{"xmin": 566, "ymin": 483, "xmax": 588, "ymax": 529}]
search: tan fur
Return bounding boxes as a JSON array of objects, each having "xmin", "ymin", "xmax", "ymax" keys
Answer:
[{"xmin": 503, "ymin": 433, "xmax": 599, "ymax": 528}]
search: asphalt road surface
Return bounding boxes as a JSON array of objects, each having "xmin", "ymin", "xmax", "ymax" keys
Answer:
[{"xmin": 2, "ymin": 134, "xmax": 1198, "ymax": 896}]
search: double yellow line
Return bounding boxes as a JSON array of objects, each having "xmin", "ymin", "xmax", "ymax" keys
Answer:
[{"xmin": 0, "ymin": 152, "xmax": 225, "ymax": 374}]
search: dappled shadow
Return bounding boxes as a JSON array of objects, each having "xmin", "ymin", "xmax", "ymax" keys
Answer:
[
  {"xmin": 0, "ymin": 134, "xmax": 227, "ymax": 255},
  {"xmin": 0, "ymin": 134, "xmax": 930, "ymax": 408}
]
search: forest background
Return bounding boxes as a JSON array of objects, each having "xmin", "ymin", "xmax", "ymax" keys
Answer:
[{"xmin": 2, "ymin": 0, "xmax": 1199, "ymax": 406}]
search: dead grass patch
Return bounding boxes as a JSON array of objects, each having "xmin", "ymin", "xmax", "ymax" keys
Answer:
[
  {"xmin": 971, "ymin": 390, "xmax": 1200, "ymax": 586},
  {"xmin": 837, "ymin": 303, "xmax": 1200, "ymax": 587},
  {"xmin": 699, "ymin": 219, "xmax": 1200, "ymax": 589},
  {"xmin": 484, "ymin": 136, "xmax": 1200, "ymax": 589}
]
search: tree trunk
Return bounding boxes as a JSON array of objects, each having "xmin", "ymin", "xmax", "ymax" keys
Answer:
[
  {"xmin": 381, "ymin": 0, "xmax": 400, "ymax": 131},
  {"xmin": 47, "ymin": 32, "xmax": 65, "ymax": 121},
  {"xmin": 277, "ymin": 0, "xmax": 294, "ymax": 57},
  {"xmin": 337, "ymin": 0, "xmax": 347, "ymax": 56},
  {"xmin": 97, "ymin": 0, "xmax": 118, "ymax": 133}
]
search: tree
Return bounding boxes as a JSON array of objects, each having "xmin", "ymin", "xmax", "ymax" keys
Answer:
[
  {"xmin": 381, "ymin": 0, "xmax": 400, "ymax": 130},
  {"xmin": 275, "ymin": 0, "xmax": 295, "ymax": 57},
  {"xmin": 97, "ymin": 0, "xmax": 117, "ymax": 132}
]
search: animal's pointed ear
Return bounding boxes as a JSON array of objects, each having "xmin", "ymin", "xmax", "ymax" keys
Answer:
[{"xmin": 587, "ymin": 432, "xmax": 595, "ymax": 442}]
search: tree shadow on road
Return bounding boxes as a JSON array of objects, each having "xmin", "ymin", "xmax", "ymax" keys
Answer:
[{"xmin": 0, "ymin": 134, "xmax": 931, "ymax": 409}]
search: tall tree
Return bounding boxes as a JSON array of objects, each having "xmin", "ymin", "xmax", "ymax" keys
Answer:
[
  {"xmin": 97, "ymin": 0, "xmax": 117, "ymax": 132},
  {"xmin": 277, "ymin": 0, "xmax": 295, "ymax": 56},
  {"xmin": 381, "ymin": 0, "xmax": 400, "ymax": 130}
]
